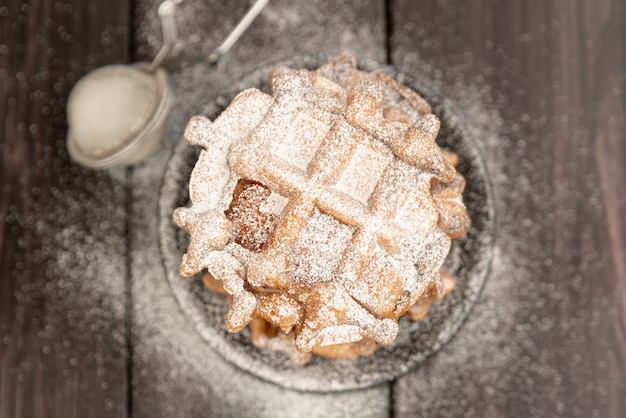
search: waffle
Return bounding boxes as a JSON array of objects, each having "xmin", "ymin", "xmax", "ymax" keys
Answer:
[{"xmin": 173, "ymin": 54, "xmax": 470, "ymax": 363}]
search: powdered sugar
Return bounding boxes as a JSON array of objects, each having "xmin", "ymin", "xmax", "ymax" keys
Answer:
[
  {"xmin": 157, "ymin": 55, "xmax": 494, "ymax": 391},
  {"xmin": 288, "ymin": 209, "xmax": 355, "ymax": 286},
  {"xmin": 174, "ymin": 56, "xmax": 473, "ymax": 358}
]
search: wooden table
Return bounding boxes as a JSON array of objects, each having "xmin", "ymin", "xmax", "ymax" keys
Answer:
[{"xmin": 2, "ymin": 1, "xmax": 625, "ymax": 416}]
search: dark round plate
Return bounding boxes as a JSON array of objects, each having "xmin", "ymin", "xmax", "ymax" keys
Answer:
[{"xmin": 158, "ymin": 57, "xmax": 495, "ymax": 392}]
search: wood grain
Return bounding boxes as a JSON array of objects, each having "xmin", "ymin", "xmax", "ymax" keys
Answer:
[
  {"xmin": 390, "ymin": 0, "xmax": 626, "ymax": 416},
  {"xmin": 1, "ymin": 1, "xmax": 131, "ymax": 416}
]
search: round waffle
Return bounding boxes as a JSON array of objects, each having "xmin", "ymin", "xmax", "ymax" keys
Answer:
[{"xmin": 158, "ymin": 55, "xmax": 494, "ymax": 391}]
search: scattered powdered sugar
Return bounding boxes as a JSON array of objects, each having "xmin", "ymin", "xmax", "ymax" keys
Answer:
[
  {"xmin": 8, "ymin": 0, "xmax": 608, "ymax": 414},
  {"xmin": 2, "ymin": 165, "xmax": 129, "ymax": 415},
  {"xmin": 387, "ymin": 39, "xmax": 610, "ymax": 414}
]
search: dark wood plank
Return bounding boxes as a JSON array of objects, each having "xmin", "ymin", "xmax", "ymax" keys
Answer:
[
  {"xmin": 127, "ymin": 1, "xmax": 389, "ymax": 417},
  {"xmin": 390, "ymin": 0, "xmax": 626, "ymax": 416},
  {"xmin": 1, "ymin": 1, "xmax": 131, "ymax": 416}
]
